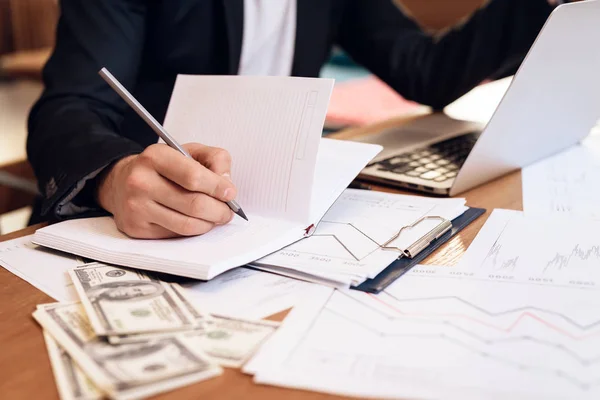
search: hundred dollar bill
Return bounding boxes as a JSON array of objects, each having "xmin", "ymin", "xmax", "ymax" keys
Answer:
[
  {"xmin": 43, "ymin": 331, "xmax": 102, "ymax": 400},
  {"xmin": 68, "ymin": 263, "xmax": 197, "ymax": 336},
  {"xmin": 170, "ymin": 283, "xmax": 209, "ymax": 322},
  {"xmin": 107, "ymin": 327, "xmax": 201, "ymax": 346},
  {"xmin": 180, "ymin": 315, "xmax": 280, "ymax": 368},
  {"xmin": 109, "ymin": 315, "xmax": 279, "ymax": 368},
  {"xmin": 108, "ymin": 284, "xmax": 280, "ymax": 367},
  {"xmin": 34, "ymin": 302, "xmax": 222, "ymax": 400},
  {"xmin": 107, "ymin": 283, "xmax": 208, "ymax": 345}
]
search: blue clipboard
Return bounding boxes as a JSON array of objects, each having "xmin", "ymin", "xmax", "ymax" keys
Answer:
[{"xmin": 351, "ymin": 207, "xmax": 485, "ymax": 294}]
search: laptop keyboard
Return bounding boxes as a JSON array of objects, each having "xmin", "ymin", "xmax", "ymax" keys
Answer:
[{"xmin": 370, "ymin": 133, "xmax": 478, "ymax": 183}]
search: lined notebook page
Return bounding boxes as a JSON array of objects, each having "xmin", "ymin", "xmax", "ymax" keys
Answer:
[{"xmin": 164, "ymin": 75, "xmax": 333, "ymax": 222}]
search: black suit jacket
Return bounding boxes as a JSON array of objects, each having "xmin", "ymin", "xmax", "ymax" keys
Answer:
[{"xmin": 27, "ymin": 0, "xmax": 554, "ymax": 222}]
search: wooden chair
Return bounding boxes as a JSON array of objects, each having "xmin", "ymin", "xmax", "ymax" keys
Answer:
[
  {"xmin": 0, "ymin": 0, "xmax": 56, "ymax": 227},
  {"xmin": 0, "ymin": 160, "xmax": 37, "ymax": 233},
  {"xmin": 0, "ymin": 48, "xmax": 51, "ymax": 80},
  {"xmin": 0, "ymin": 52, "xmax": 44, "ymax": 223}
]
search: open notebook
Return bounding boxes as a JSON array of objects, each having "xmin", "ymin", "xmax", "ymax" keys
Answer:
[{"xmin": 33, "ymin": 75, "xmax": 382, "ymax": 280}]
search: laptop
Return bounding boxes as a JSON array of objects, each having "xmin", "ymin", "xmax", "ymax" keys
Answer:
[{"xmin": 357, "ymin": 0, "xmax": 600, "ymax": 196}]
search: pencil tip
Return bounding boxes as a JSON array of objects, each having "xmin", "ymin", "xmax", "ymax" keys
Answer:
[{"xmin": 237, "ymin": 209, "xmax": 249, "ymax": 221}]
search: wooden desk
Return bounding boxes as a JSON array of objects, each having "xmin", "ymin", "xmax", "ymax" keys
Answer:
[{"xmin": 0, "ymin": 125, "xmax": 523, "ymax": 399}]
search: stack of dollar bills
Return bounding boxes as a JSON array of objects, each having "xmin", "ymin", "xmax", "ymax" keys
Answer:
[{"xmin": 33, "ymin": 262, "xmax": 280, "ymax": 400}]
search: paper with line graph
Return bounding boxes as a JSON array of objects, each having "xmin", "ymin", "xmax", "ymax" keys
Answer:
[
  {"xmin": 249, "ymin": 259, "xmax": 600, "ymax": 399},
  {"xmin": 457, "ymin": 209, "xmax": 600, "ymax": 288},
  {"xmin": 254, "ymin": 190, "xmax": 466, "ymax": 285},
  {"xmin": 522, "ymin": 135, "xmax": 600, "ymax": 218}
]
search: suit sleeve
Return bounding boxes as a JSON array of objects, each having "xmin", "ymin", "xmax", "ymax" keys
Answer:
[
  {"xmin": 27, "ymin": 0, "xmax": 148, "ymax": 220},
  {"xmin": 336, "ymin": 0, "xmax": 554, "ymax": 110}
]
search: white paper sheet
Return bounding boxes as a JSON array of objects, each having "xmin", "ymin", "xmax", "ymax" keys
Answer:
[
  {"xmin": 243, "ymin": 284, "xmax": 335, "ymax": 376},
  {"xmin": 250, "ymin": 212, "xmax": 600, "ymax": 399},
  {"xmin": 522, "ymin": 135, "xmax": 600, "ymax": 218},
  {"xmin": 457, "ymin": 209, "xmax": 600, "ymax": 287},
  {"xmin": 308, "ymin": 139, "xmax": 382, "ymax": 222},
  {"xmin": 253, "ymin": 264, "xmax": 353, "ymax": 288},
  {"xmin": 0, "ymin": 235, "xmax": 318, "ymax": 320},
  {"xmin": 164, "ymin": 75, "xmax": 334, "ymax": 221},
  {"xmin": 180, "ymin": 267, "xmax": 316, "ymax": 320},
  {"xmin": 0, "ymin": 235, "xmax": 84, "ymax": 301},
  {"xmin": 255, "ymin": 190, "xmax": 466, "ymax": 284}
]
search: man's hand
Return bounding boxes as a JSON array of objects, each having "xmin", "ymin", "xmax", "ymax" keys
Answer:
[{"xmin": 96, "ymin": 143, "xmax": 237, "ymax": 239}]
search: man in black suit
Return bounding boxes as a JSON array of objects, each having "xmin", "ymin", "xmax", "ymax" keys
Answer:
[{"xmin": 28, "ymin": 0, "xmax": 559, "ymax": 238}]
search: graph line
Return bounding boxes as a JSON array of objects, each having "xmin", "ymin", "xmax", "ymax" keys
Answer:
[
  {"xmin": 544, "ymin": 244, "xmax": 600, "ymax": 272},
  {"xmin": 284, "ymin": 201, "xmax": 438, "ymax": 262},
  {"xmin": 338, "ymin": 298, "xmax": 600, "ymax": 365},
  {"xmin": 483, "ymin": 243, "xmax": 519, "ymax": 271},
  {"xmin": 338, "ymin": 291, "xmax": 600, "ymax": 340},
  {"xmin": 479, "ymin": 219, "xmax": 600, "ymax": 276},
  {"xmin": 307, "ymin": 221, "xmax": 384, "ymax": 261},
  {"xmin": 311, "ymin": 222, "xmax": 379, "ymax": 261},
  {"xmin": 478, "ymin": 219, "xmax": 517, "ymax": 271},
  {"xmin": 322, "ymin": 307, "xmax": 600, "ymax": 391},
  {"xmin": 374, "ymin": 291, "xmax": 600, "ymax": 340}
]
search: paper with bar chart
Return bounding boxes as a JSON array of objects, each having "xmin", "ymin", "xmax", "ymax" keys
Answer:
[
  {"xmin": 250, "ymin": 210, "xmax": 600, "ymax": 399},
  {"xmin": 254, "ymin": 189, "xmax": 466, "ymax": 286}
]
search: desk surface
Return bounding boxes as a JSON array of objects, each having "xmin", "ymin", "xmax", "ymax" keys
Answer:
[{"xmin": 0, "ymin": 120, "xmax": 523, "ymax": 399}]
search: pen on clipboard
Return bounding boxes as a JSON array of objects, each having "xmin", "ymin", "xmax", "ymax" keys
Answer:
[{"xmin": 98, "ymin": 67, "xmax": 248, "ymax": 221}]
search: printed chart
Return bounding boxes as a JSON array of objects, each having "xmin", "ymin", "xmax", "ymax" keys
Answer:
[
  {"xmin": 252, "ymin": 210, "xmax": 600, "ymax": 399},
  {"xmin": 458, "ymin": 209, "xmax": 600, "ymax": 288},
  {"xmin": 256, "ymin": 190, "xmax": 466, "ymax": 284},
  {"xmin": 522, "ymin": 138, "xmax": 600, "ymax": 218},
  {"xmin": 253, "ymin": 266, "xmax": 600, "ymax": 399}
]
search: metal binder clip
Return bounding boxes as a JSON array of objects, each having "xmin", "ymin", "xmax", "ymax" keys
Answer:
[{"xmin": 381, "ymin": 216, "xmax": 452, "ymax": 258}]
